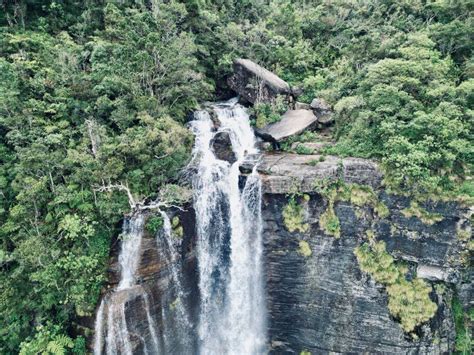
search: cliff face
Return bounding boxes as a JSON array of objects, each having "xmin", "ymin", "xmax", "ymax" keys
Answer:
[
  {"xmin": 95, "ymin": 152, "xmax": 471, "ymax": 354},
  {"xmin": 263, "ymin": 193, "xmax": 458, "ymax": 354},
  {"xmin": 96, "ymin": 208, "xmax": 200, "ymax": 353},
  {"xmin": 260, "ymin": 153, "xmax": 471, "ymax": 354}
]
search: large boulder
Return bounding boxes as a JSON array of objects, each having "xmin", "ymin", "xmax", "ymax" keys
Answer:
[
  {"xmin": 261, "ymin": 109, "xmax": 318, "ymax": 142},
  {"xmin": 311, "ymin": 98, "xmax": 334, "ymax": 126},
  {"xmin": 227, "ymin": 59, "xmax": 292, "ymax": 104},
  {"xmin": 211, "ymin": 131, "xmax": 237, "ymax": 164}
]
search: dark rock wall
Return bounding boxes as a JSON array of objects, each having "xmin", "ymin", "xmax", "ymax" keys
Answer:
[
  {"xmin": 92, "ymin": 208, "xmax": 199, "ymax": 353},
  {"xmin": 91, "ymin": 190, "xmax": 471, "ymax": 354},
  {"xmin": 262, "ymin": 193, "xmax": 469, "ymax": 354}
]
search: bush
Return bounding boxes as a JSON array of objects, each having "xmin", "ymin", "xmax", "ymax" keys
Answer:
[
  {"xmin": 355, "ymin": 241, "xmax": 437, "ymax": 333},
  {"xmin": 283, "ymin": 197, "xmax": 309, "ymax": 233},
  {"xmin": 145, "ymin": 215, "xmax": 164, "ymax": 235}
]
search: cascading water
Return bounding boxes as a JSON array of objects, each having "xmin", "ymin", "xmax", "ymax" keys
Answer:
[
  {"xmin": 93, "ymin": 214, "xmax": 160, "ymax": 355},
  {"xmin": 155, "ymin": 211, "xmax": 193, "ymax": 353},
  {"xmin": 190, "ymin": 99, "xmax": 267, "ymax": 354},
  {"xmin": 93, "ymin": 99, "xmax": 266, "ymax": 355}
]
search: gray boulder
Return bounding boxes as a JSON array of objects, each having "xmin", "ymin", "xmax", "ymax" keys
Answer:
[
  {"xmin": 227, "ymin": 59, "xmax": 292, "ymax": 104},
  {"xmin": 261, "ymin": 109, "xmax": 318, "ymax": 142},
  {"xmin": 211, "ymin": 131, "xmax": 237, "ymax": 164},
  {"xmin": 311, "ymin": 98, "xmax": 334, "ymax": 126},
  {"xmin": 310, "ymin": 98, "xmax": 331, "ymax": 112}
]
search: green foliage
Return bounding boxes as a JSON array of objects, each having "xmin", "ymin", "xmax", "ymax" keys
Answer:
[
  {"xmin": 282, "ymin": 196, "xmax": 309, "ymax": 233},
  {"xmin": 171, "ymin": 216, "xmax": 184, "ymax": 239},
  {"xmin": 1, "ymin": 0, "xmax": 472, "ymax": 350},
  {"xmin": 295, "ymin": 145, "xmax": 314, "ymax": 155},
  {"xmin": 315, "ymin": 182, "xmax": 389, "ymax": 235},
  {"xmin": 355, "ymin": 241, "xmax": 438, "ymax": 333},
  {"xmin": 19, "ymin": 324, "xmax": 73, "ymax": 355},
  {"xmin": 145, "ymin": 215, "xmax": 164, "ymax": 235},
  {"xmin": 452, "ymin": 296, "xmax": 473, "ymax": 354},
  {"xmin": 0, "ymin": 2, "xmax": 208, "ymax": 351},
  {"xmin": 253, "ymin": 95, "xmax": 288, "ymax": 128},
  {"xmin": 401, "ymin": 201, "xmax": 444, "ymax": 225},
  {"xmin": 319, "ymin": 201, "xmax": 340, "ymax": 239}
]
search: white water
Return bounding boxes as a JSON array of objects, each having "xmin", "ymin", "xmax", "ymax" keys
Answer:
[
  {"xmin": 156, "ymin": 211, "xmax": 193, "ymax": 353},
  {"xmin": 117, "ymin": 215, "xmax": 145, "ymax": 290},
  {"xmin": 93, "ymin": 214, "xmax": 160, "ymax": 355},
  {"xmin": 190, "ymin": 99, "xmax": 266, "ymax": 354}
]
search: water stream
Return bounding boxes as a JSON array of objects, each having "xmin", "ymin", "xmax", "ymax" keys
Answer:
[
  {"xmin": 190, "ymin": 99, "xmax": 266, "ymax": 354},
  {"xmin": 93, "ymin": 214, "xmax": 160, "ymax": 355},
  {"xmin": 93, "ymin": 99, "xmax": 266, "ymax": 354}
]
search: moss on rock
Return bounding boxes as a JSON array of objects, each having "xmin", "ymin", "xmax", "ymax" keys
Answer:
[
  {"xmin": 401, "ymin": 201, "xmax": 443, "ymax": 225},
  {"xmin": 355, "ymin": 241, "xmax": 438, "ymax": 333},
  {"xmin": 298, "ymin": 240, "xmax": 312, "ymax": 257},
  {"xmin": 283, "ymin": 197, "xmax": 309, "ymax": 233},
  {"xmin": 319, "ymin": 201, "xmax": 341, "ymax": 238}
]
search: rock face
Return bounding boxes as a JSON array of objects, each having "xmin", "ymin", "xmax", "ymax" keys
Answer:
[
  {"xmin": 262, "ymin": 193, "xmax": 458, "ymax": 354},
  {"xmin": 259, "ymin": 152, "xmax": 470, "ymax": 354},
  {"xmin": 258, "ymin": 152, "xmax": 382, "ymax": 193},
  {"xmin": 211, "ymin": 131, "xmax": 237, "ymax": 164},
  {"xmin": 92, "ymin": 150, "xmax": 471, "ymax": 354},
  {"xmin": 92, "ymin": 208, "xmax": 199, "ymax": 353},
  {"xmin": 227, "ymin": 59, "xmax": 292, "ymax": 104},
  {"xmin": 261, "ymin": 110, "xmax": 318, "ymax": 142}
]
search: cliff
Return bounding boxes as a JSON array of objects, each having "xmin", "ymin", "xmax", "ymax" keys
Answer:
[
  {"xmin": 92, "ymin": 150, "xmax": 471, "ymax": 354},
  {"xmin": 259, "ymin": 153, "xmax": 471, "ymax": 354}
]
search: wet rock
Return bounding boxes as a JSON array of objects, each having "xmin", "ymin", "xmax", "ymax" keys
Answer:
[
  {"xmin": 261, "ymin": 110, "xmax": 318, "ymax": 142},
  {"xmin": 227, "ymin": 59, "xmax": 292, "ymax": 104},
  {"xmin": 211, "ymin": 131, "xmax": 237, "ymax": 164},
  {"xmin": 239, "ymin": 153, "xmax": 261, "ymax": 174},
  {"xmin": 92, "ymin": 208, "xmax": 199, "ymax": 353}
]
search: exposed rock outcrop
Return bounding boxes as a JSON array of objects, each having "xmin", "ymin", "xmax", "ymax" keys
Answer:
[
  {"xmin": 227, "ymin": 59, "xmax": 292, "ymax": 104},
  {"xmin": 258, "ymin": 151, "xmax": 470, "ymax": 354},
  {"xmin": 262, "ymin": 193, "xmax": 458, "ymax": 354},
  {"xmin": 261, "ymin": 110, "xmax": 318, "ymax": 142},
  {"xmin": 92, "ymin": 208, "xmax": 199, "ymax": 353},
  {"xmin": 311, "ymin": 97, "xmax": 334, "ymax": 126},
  {"xmin": 210, "ymin": 131, "xmax": 237, "ymax": 164},
  {"xmin": 257, "ymin": 153, "xmax": 382, "ymax": 193},
  {"xmin": 92, "ymin": 151, "xmax": 471, "ymax": 354}
]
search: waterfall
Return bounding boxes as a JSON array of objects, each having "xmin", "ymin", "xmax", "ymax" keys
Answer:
[
  {"xmin": 93, "ymin": 99, "xmax": 266, "ymax": 355},
  {"xmin": 93, "ymin": 214, "xmax": 160, "ymax": 355},
  {"xmin": 155, "ymin": 211, "xmax": 193, "ymax": 353},
  {"xmin": 190, "ymin": 99, "xmax": 267, "ymax": 354}
]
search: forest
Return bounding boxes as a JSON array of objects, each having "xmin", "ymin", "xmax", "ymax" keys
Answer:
[{"xmin": 0, "ymin": 0, "xmax": 472, "ymax": 353}]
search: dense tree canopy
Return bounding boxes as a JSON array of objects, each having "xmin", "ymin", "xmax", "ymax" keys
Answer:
[{"xmin": 0, "ymin": 0, "xmax": 472, "ymax": 353}]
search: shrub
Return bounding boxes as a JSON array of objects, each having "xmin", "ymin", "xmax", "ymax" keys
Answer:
[
  {"xmin": 319, "ymin": 202, "xmax": 340, "ymax": 238},
  {"xmin": 298, "ymin": 240, "xmax": 312, "ymax": 257},
  {"xmin": 283, "ymin": 197, "xmax": 309, "ymax": 233},
  {"xmin": 355, "ymin": 241, "xmax": 438, "ymax": 333},
  {"xmin": 401, "ymin": 201, "xmax": 443, "ymax": 225},
  {"xmin": 145, "ymin": 215, "xmax": 164, "ymax": 235}
]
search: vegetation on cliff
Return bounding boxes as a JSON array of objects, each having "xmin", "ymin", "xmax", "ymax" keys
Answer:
[
  {"xmin": 0, "ymin": 0, "xmax": 472, "ymax": 352},
  {"xmin": 355, "ymin": 241, "xmax": 438, "ymax": 333}
]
